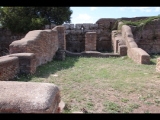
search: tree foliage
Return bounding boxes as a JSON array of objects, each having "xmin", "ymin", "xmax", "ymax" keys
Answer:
[{"xmin": 0, "ymin": 7, "xmax": 72, "ymax": 33}]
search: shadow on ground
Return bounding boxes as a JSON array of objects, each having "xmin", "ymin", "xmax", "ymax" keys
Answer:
[{"xmin": 17, "ymin": 56, "xmax": 80, "ymax": 82}]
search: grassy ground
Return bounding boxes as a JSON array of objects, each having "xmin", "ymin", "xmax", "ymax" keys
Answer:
[{"xmin": 18, "ymin": 55, "xmax": 160, "ymax": 113}]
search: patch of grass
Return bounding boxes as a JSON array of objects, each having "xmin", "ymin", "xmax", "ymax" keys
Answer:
[
  {"xmin": 123, "ymin": 103, "xmax": 140, "ymax": 113},
  {"xmin": 17, "ymin": 55, "xmax": 160, "ymax": 113},
  {"xmin": 103, "ymin": 101, "xmax": 121, "ymax": 113},
  {"xmin": 121, "ymin": 98, "xmax": 129, "ymax": 103}
]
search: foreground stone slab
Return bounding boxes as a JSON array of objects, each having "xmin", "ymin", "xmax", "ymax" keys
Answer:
[{"xmin": 0, "ymin": 81, "xmax": 60, "ymax": 113}]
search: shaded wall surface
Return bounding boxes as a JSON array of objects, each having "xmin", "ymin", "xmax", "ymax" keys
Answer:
[
  {"xmin": 0, "ymin": 28, "xmax": 25, "ymax": 56},
  {"xmin": 130, "ymin": 19, "xmax": 160, "ymax": 54}
]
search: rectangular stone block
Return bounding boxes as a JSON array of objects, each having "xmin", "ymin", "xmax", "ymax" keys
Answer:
[
  {"xmin": 0, "ymin": 81, "xmax": 61, "ymax": 113},
  {"xmin": 119, "ymin": 45, "xmax": 127, "ymax": 56},
  {"xmin": 69, "ymin": 24, "xmax": 74, "ymax": 30},
  {"xmin": 130, "ymin": 48, "xmax": 150, "ymax": 64},
  {"xmin": 85, "ymin": 32, "xmax": 97, "ymax": 51},
  {"xmin": 75, "ymin": 24, "xmax": 83, "ymax": 29}
]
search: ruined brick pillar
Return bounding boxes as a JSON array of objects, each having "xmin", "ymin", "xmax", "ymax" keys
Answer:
[
  {"xmin": 56, "ymin": 26, "xmax": 66, "ymax": 50},
  {"xmin": 85, "ymin": 32, "xmax": 97, "ymax": 51}
]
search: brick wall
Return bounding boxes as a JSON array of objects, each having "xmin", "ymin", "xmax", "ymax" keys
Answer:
[
  {"xmin": 0, "ymin": 56, "xmax": 19, "ymax": 81},
  {"xmin": 9, "ymin": 29, "xmax": 59, "ymax": 67}
]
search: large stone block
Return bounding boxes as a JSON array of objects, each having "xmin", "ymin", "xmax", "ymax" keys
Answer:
[
  {"xmin": 129, "ymin": 48, "xmax": 150, "ymax": 64},
  {"xmin": 0, "ymin": 81, "xmax": 61, "ymax": 113},
  {"xmin": 83, "ymin": 23, "xmax": 92, "ymax": 30},
  {"xmin": 75, "ymin": 24, "xmax": 83, "ymax": 29}
]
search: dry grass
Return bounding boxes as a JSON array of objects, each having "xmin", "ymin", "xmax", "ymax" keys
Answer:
[{"xmin": 18, "ymin": 55, "xmax": 160, "ymax": 113}]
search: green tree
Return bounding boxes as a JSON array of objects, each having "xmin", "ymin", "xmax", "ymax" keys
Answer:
[{"xmin": 0, "ymin": 7, "xmax": 72, "ymax": 33}]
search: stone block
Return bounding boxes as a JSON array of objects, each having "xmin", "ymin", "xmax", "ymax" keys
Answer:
[
  {"xmin": 0, "ymin": 81, "xmax": 61, "ymax": 113},
  {"xmin": 75, "ymin": 24, "xmax": 83, "ymax": 29},
  {"xmin": 119, "ymin": 45, "xmax": 127, "ymax": 56},
  {"xmin": 69, "ymin": 24, "xmax": 74, "ymax": 30}
]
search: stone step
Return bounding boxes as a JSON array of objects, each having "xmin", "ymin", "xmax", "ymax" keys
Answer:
[{"xmin": 65, "ymin": 50, "xmax": 120, "ymax": 57}]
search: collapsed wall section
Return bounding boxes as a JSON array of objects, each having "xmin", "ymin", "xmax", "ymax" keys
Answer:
[{"xmin": 9, "ymin": 29, "xmax": 59, "ymax": 67}]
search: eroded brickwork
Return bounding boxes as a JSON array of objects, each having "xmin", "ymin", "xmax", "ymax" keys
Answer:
[
  {"xmin": 9, "ymin": 29, "xmax": 59, "ymax": 67},
  {"xmin": 0, "ymin": 56, "xmax": 19, "ymax": 81}
]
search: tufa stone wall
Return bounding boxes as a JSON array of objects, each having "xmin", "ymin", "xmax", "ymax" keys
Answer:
[
  {"xmin": 9, "ymin": 29, "xmax": 59, "ymax": 67},
  {"xmin": 0, "ymin": 53, "xmax": 36, "ymax": 81},
  {"xmin": 130, "ymin": 19, "xmax": 160, "ymax": 54},
  {"xmin": 63, "ymin": 18, "xmax": 117, "ymax": 53},
  {"xmin": 0, "ymin": 81, "xmax": 61, "ymax": 113},
  {"xmin": 9, "ymin": 53, "xmax": 37, "ymax": 75},
  {"xmin": 0, "ymin": 28, "xmax": 25, "ymax": 56}
]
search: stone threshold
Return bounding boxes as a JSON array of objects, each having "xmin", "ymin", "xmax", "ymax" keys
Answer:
[{"xmin": 65, "ymin": 50, "xmax": 120, "ymax": 57}]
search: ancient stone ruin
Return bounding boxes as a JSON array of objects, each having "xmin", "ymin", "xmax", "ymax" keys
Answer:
[{"xmin": 0, "ymin": 16, "xmax": 160, "ymax": 113}]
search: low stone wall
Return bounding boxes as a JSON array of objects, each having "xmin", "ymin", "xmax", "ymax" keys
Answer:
[
  {"xmin": 9, "ymin": 29, "xmax": 59, "ymax": 67},
  {"xmin": 156, "ymin": 57, "xmax": 160, "ymax": 72},
  {"xmin": 0, "ymin": 53, "xmax": 36, "ymax": 81},
  {"xmin": 121, "ymin": 24, "xmax": 150, "ymax": 64},
  {"xmin": 0, "ymin": 56, "xmax": 19, "ymax": 81},
  {"xmin": 0, "ymin": 81, "xmax": 61, "ymax": 113},
  {"xmin": 9, "ymin": 53, "xmax": 36, "ymax": 75}
]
